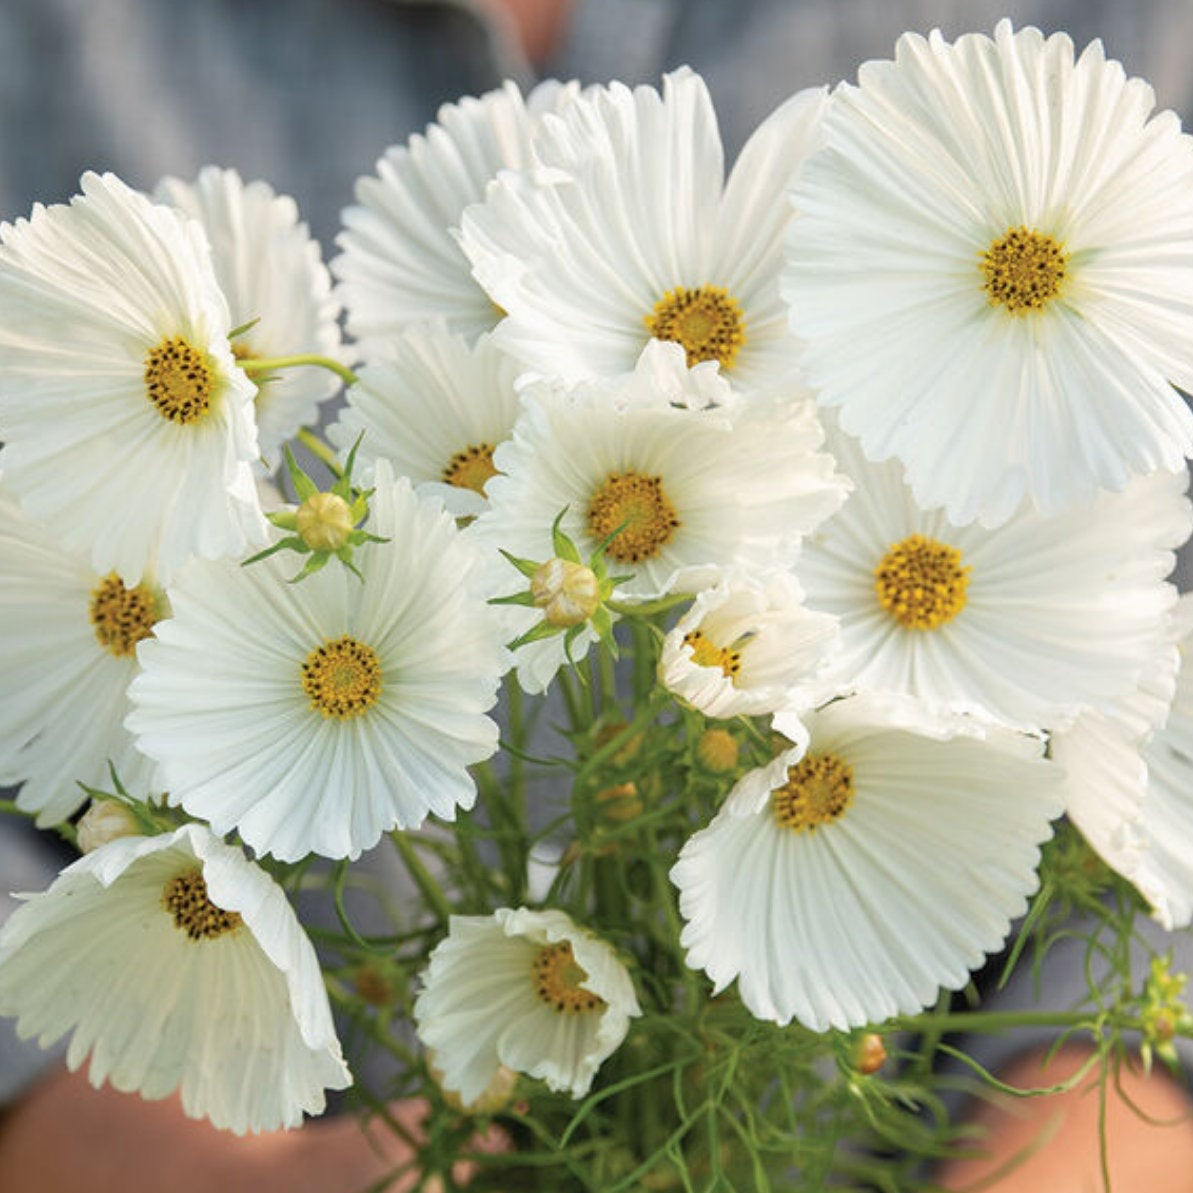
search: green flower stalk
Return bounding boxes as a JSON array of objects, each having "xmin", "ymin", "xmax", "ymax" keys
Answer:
[{"xmin": 242, "ymin": 434, "xmax": 387, "ymax": 582}]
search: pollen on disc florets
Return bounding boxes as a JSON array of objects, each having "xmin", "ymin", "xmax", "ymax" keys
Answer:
[
  {"xmin": 443, "ymin": 443, "xmax": 498, "ymax": 496},
  {"xmin": 162, "ymin": 868, "xmax": 243, "ymax": 941},
  {"xmin": 646, "ymin": 284, "xmax": 746, "ymax": 369},
  {"xmin": 144, "ymin": 335, "xmax": 215, "ymax": 425},
  {"xmin": 772, "ymin": 752, "xmax": 855, "ymax": 833},
  {"xmin": 531, "ymin": 941, "xmax": 607, "ymax": 1014},
  {"xmin": 587, "ymin": 472, "xmax": 680, "ymax": 564},
  {"xmin": 89, "ymin": 573, "xmax": 160, "ymax": 658},
  {"xmin": 683, "ymin": 630, "xmax": 742, "ymax": 682},
  {"xmin": 301, "ymin": 635, "xmax": 383, "ymax": 719},
  {"xmin": 874, "ymin": 533, "xmax": 970, "ymax": 631},
  {"xmin": 980, "ymin": 227, "xmax": 1068, "ymax": 316}
]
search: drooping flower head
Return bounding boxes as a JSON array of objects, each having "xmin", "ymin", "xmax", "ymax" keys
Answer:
[
  {"xmin": 414, "ymin": 908, "xmax": 640, "ymax": 1102},
  {"xmin": 786, "ymin": 21, "xmax": 1193, "ymax": 525},
  {"xmin": 0, "ymin": 171, "xmax": 266, "ymax": 583},
  {"xmin": 0, "ymin": 825, "xmax": 351, "ymax": 1134}
]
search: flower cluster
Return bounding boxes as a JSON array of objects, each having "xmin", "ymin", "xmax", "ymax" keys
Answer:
[{"xmin": 1, "ymin": 19, "xmax": 1192, "ymax": 1186}]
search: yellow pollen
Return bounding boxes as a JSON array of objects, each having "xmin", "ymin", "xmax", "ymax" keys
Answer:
[
  {"xmin": 587, "ymin": 471, "xmax": 680, "ymax": 563},
  {"xmin": 162, "ymin": 869, "xmax": 243, "ymax": 941},
  {"xmin": 682, "ymin": 630, "xmax": 741, "ymax": 682},
  {"xmin": 772, "ymin": 753, "xmax": 855, "ymax": 833},
  {"xmin": 144, "ymin": 335, "xmax": 214, "ymax": 424},
  {"xmin": 875, "ymin": 533, "xmax": 970, "ymax": 631},
  {"xmin": 646, "ymin": 284, "xmax": 746, "ymax": 369},
  {"xmin": 301, "ymin": 636, "xmax": 383, "ymax": 719},
  {"xmin": 531, "ymin": 941, "xmax": 606, "ymax": 1014},
  {"xmin": 980, "ymin": 227, "xmax": 1068, "ymax": 315},
  {"xmin": 443, "ymin": 443, "xmax": 499, "ymax": 495},
  {"xmin": 88, "ymin": 574, "xmax": 158, "ymax": 657}
]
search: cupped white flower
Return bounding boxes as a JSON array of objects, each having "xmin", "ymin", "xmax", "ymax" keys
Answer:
[
  {"xmin": 658, "ymin": 572, "xmax": 839, "ymax": 721},
  {"xmin": 473, "ymin": 341, "xmax": 847, "ymax": 604},
  {"xmin": 0, "ymin": 489, "xmax": 161, "ymax": 825},
  {"xmin": 413, "ymin": 908, "xmax": 640, "ymax": 1103},
  {"xmin": 671, "ymin": 696, "xmax": 1063, "ymax": 1031},
  {"xmin": 126, "ymin": 460, "xmax": 506, "ymax": 861},
  {"xmin": 335, "ymin": 79, "xmax": 579, "ymax": 351},
  {"xmin": 799, "ymin": 419, "xmax": 1189, "ymax": 733},
  {"xmin": 785, "ymin": 21, "xmax": 1193, "ymax": 526},
  {"xmin": 0, "ymin": 171, "xmax": 266, "ymax": 583},
  {"xmin": 327, "ymin": 325, "xmax": 522, "ymax": 517},
  {"xmin": 156, "ymin": 167, "xmax": 343, "ymax": 465},
  {"xmin": 0, "ymin": 824, "xmax": 350, "ymax": 1134},
  {"xmin": 461, "ymin": 69, "xmax": 828, "ymax": 391}
]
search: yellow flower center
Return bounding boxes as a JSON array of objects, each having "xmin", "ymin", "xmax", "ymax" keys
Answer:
[
  {"xmin": 443, "ymin": 444, "xmax": 498, "ymax": 495},
  {"xmin": 144, "ymin": 335, "xmax": 214, "ymax": 424},
  {"xmin": 980, "ymin": 227, "xmax": 1068, "ymax": 315},
  {"xmin": 587, "ymin": 471, "xmax": 680, "ymax": 563},
  {"xmin": 531, "ymin": 941, "xmax": 607, "ymax": 1014},
  {"xmin": 874, "ymin": 534, "xmax": 970, "ymax": 631},
  {"xmin": 646, "ymin": 284, "xmax": 746, "ymax": 369},
  {"xmin": 301, "ymin": 635, "xmax": 383, "ymax": 719},
  {"xmin": 88, "ymin": 574, "xmax": 159, "ymax": 658},
  {"xmin": 682, "ymin": 630, "xmax": 741, "ymax": 682},
  {"xmin": 772, "ymin": 753, "xmax": 854, "ymax": 834},
  {"xmin": 162, "ymin": 869, "xmax": 243, "ymax": 941}
]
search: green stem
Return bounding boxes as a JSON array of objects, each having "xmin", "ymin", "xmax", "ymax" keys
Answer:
[
  {"xmin": 389, "ymin": 832, "xmax": 454, "ymax": 923},
  {"xmin": 241, "ymin": 353, "xmax": 358, "ymax": 387},
  {"xmin": 296, "ymin": 427, "xmax": 342, "ymax": 476},
  {"xmin": 896, "ymin": 1008, "xmax": 1183, "ymax": 1037},
  {"xmin": 574, "ymin": 689, "xmax": 668, "ymax": 791},
  {"xmin": 607, "ymin": 593, "xmax": 690, "ymax": 619}
]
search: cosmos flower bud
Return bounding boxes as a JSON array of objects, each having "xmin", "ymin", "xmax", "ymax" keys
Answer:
[
  {"xmin": 296, "ymin": 491, "xmax": 355, "ymax": 552},
  {"xmin": 76, "ymin": 799, "xmax": 140, "ymax": 854},
  {"xmin": 531, "ymin": 558, "xmax": 600, "ymax": 627}
]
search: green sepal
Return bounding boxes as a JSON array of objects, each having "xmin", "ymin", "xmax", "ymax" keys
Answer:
[
  {"xmin": 348, "ymin": 531, "xmax": 389, "ymax": 546},
  {"xmin": 335, "ymin": 546, "xmax": 365, "ymax": 582},
  {"xmin": 266, "ymin": 510, "xmax": 299, "ymax": 531},
  {"xmin": 283, "ymin": 445, "xmax": 318, "ymax": 501},
  {"xmin": 242, "ymin": 536, "xmax": 309, "ymax": 567},
  {"xmin": 507, "ymin": 620, "xmax": 565, "ymax": 650},
  {"xmin": 490, "ymin": 591, "xmax": 539, "ymax": 608},
  {"xmin": 550, "ymin": 508, "xmax": 581, "ymax": 563},
  {"xmin": 228, "ymin": 316, "xmax": 261, "ymax": 340},
  {"xmin": 499, "ymin": 549, "xmax": 542, "ymax": 580},
  {"xmin": 288, "ymin": 551, "xmax": 332, "ymax": 583}
]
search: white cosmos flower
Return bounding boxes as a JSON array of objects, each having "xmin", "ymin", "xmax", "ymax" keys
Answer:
[
  {"xmin": 460, "ymin": 69, "xmax": 827, "ymax": 391},
  {"xmin": 327, "ymin": 324, "xmax": 522, "ymax": 517},
  {"xmin": 126, "ymin": 461, "xmax": 506, "ymax": 862},
  {"xmin": 798, "ymin": 419, "xmax": 1189, "ymax": 734},
  {"xmin": 335, "ymin": 79, "xmax": 578, "ymax": 351},
  {"xmin": 0, "ymin": 824, "xmax": 350, "ymax": 1134},
  {"xmin": 0, "ymin": 171, "xmax": 265, "ymax": 584},
  {"xmin": 0, "ymin": 488, "xmax": 160, "ymax": 825},
  {"xmin": 671, "ymin": 696, "xmax": 1063, "ymax": 1032},
  {"xmin": 413, "ymin": 908, "xmax": 640, "ymax": 1103},
  {"xmin": 658, "ymin": 572, "xmax": 839, "ymax": 725},
  {"xmin": 473, "ymin": 341, "xmax": 847, "ymax": 603},
  {"xmin": 785, "ymin": 21, "xmax": 1193, "ymax": 526},
  {"xmin": 1054, "ymin": 595, "xmax": 1193, "ymax": 929},
  {"xmin": 155, "ymin": 167, "xmax": 343, "ymax": 466}
]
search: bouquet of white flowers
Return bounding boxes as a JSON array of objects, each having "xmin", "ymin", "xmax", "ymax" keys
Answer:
[{"xmin": 2, "ymin": 20, "xmax": 1192, "ymax": 1190}]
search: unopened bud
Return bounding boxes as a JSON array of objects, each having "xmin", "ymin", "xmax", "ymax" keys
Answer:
[
  {"xmin": 853, "ymin": 1032, "xmax": 887, "ymax": 1075},
  {"xmin": 76, "ymin": 799, "xmax": 140, "ymax": 853},
  {"xmin": 696, "ymin": 728, "xmax": 739, "ymax": 773},
  {"xmin": 596, "ymin": 782, "xmax": 643, "ymax": 823},
  {"xmin": 296, "ymin": 491, "xmax": 355, "ymax": 552},
  {"xmin": 531, "ymin": 558, "xmax": 600, "ymax": 627}
]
